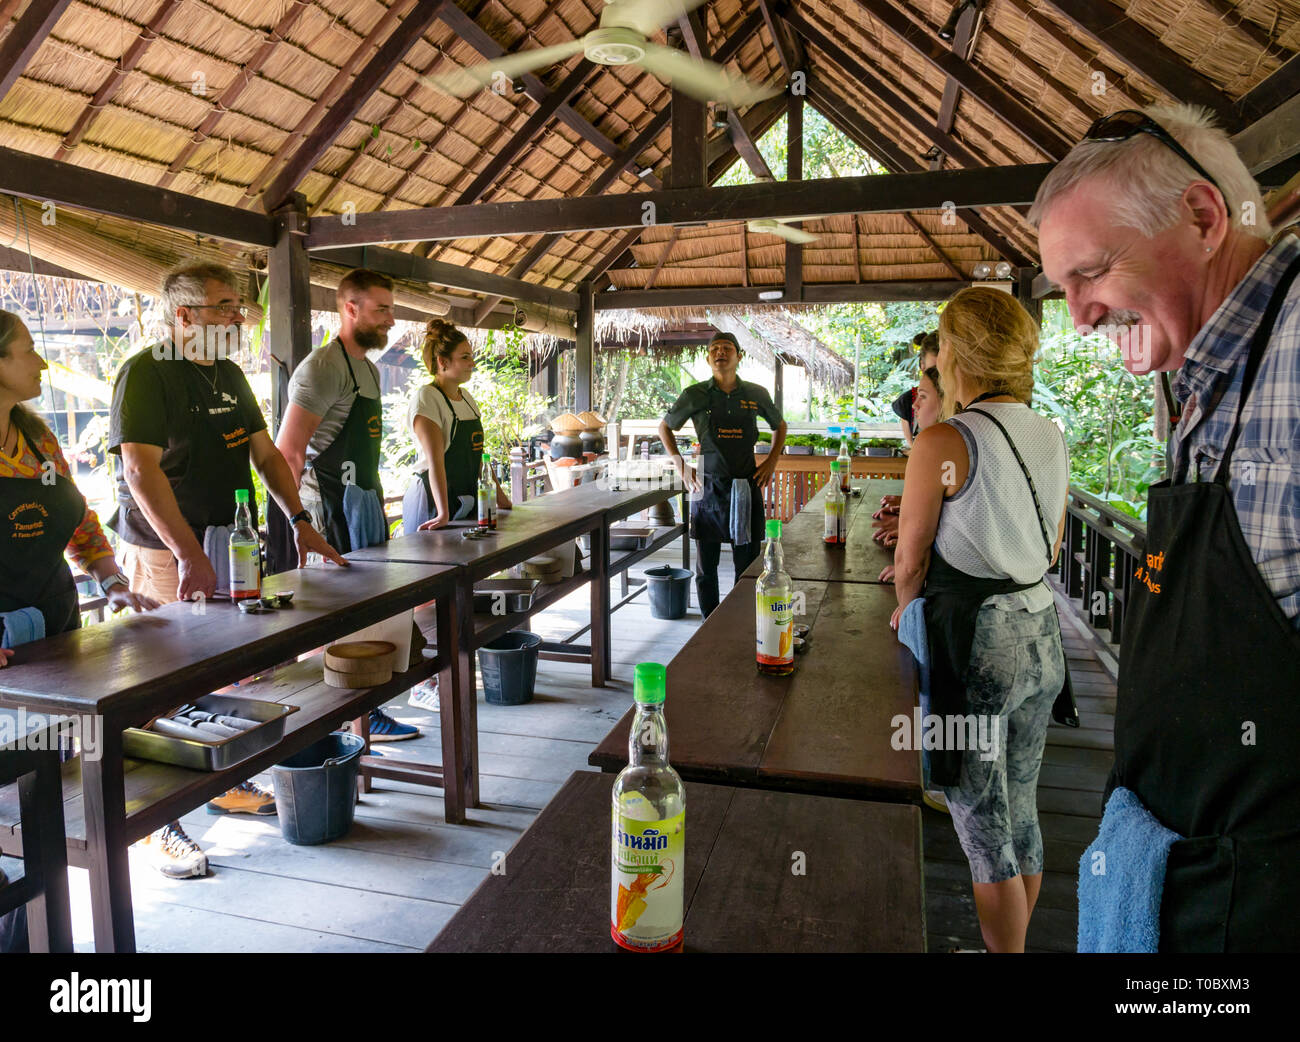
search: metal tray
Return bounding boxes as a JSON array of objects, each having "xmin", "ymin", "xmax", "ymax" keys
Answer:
[
  {"xmin": 123, "ymin": 694, "xmax": 299, "ymax": 772},
  {"xmin": 472, "ymin": 578, "xmax": 539, "ymax": 614}
]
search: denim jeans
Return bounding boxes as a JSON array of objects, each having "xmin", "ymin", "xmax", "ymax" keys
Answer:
[{"xmin": 942, "ymin": 601, "xmax": 1066, "ymax": 884}]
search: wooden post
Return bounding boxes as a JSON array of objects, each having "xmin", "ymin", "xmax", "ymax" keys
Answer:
[
  {"xmin": 853, "ymin": 330, "xmax": 861, "ymax": 420},
  {"xmin": 1017, "ymin": 267, "xmax": 1043, "ymax": 328},
  {"xmin": 510, "ymin": 445, "xmax": 526, "ymax": 503},
  {"xmin": 575, "ymin": 282, "xmax": 594, "ymax": 412},
  {"xmin": 785, "ymin": 93, "xmax": 804, "ymax": 302},
  {"xmin": 268, "ymin": 193, "xmax": 312, "ymax": 433},
  {"xmin": 774, "ymin": 355, "xmax": 784, "ymax": 414},
  {"xmin": 670, "ymin": 77, "xmax": 707, "ymax": 190}
]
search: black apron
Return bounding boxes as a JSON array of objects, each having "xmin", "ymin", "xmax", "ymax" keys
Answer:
[
  {"xmin": 311, "ymin": 342, "xmax": 384, "ymax": 555},
  {"xmin": 115, "ymin": 358, "xmax": 256, "ymax": 549},
  {"xmin": 1110, "ymin": 256, "xmax": 1300, "ymax": 952},
  {"xmin": 408, "ymin": 382, "xmax": 483, "ymax": 526},
  {"xmin": 692, "ymin": 384, "xmax": 765, "ymax": 544},
  {"xmin": 0, "ymin": 438, "xmax": 86, "ymax": 639}
]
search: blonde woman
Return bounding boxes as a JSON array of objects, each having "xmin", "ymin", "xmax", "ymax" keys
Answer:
[{"xmin": 890, "ymin": 287, "xmax": 1070, "ymax": 952}]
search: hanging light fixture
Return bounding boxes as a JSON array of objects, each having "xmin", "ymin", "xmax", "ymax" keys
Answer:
[
  {"xmin": 938, "ymin": 0, "xmax": 979, "ymax": 42},
  {"xmin": 994, "ymin": 261, "xmax": 1013, "ymax": 279},
  {"xmin": 972, "ymin": 261, "xmax": 993, "ymax": 279}
]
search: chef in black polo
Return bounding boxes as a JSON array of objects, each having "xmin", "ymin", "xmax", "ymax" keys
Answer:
[{"xmin": 659, "ymin": 332, "xmax": 787, "ymax": 617}]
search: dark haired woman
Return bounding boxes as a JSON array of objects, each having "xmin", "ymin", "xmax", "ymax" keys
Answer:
[
  {"xmin": 0, "ymin": 311, "xmax": 158, "ymax": 950},
  {"xmin": 402, "ymin": 319, "xmax": 510, "ymax": 533}
]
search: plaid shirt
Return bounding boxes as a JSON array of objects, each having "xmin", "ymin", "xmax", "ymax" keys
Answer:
[{"xmin": 1170, "ymin": 234, "xmax": 1300, "ymax": 626}]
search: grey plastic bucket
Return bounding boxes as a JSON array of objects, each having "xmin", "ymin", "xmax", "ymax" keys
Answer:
[
  {"xmin": 270, "ymin": 732, "xmax": 365, "ymax": 846},
  {"xmin": 479, "ymin": 631, "xmax": 543, "ymax": 706},
  {"xmin": 645, "ymin": 566, "xmax": 692, "ymax": 619}
]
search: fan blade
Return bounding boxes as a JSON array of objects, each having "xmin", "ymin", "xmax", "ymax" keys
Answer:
[
  {"xmin": 423, "ymin": 40, "xmax": 588, "ymax": 97},
  {"xmin": 638, "ymin": 43, "xmax": 780, "ymax": 107},
  {"xmin": 748, "ymin": 219, "xmax": 819, "ymax": 245},
  {"xmin": 603, "ymin": 0, "xmax": 709, "ymax": 37}
]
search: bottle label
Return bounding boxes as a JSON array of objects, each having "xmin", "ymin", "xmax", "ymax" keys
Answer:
[
  {"xmin": 824, "ymin": 500, "xmax": 843, "ymax": 542},
  {"xmin": 611, "ymin": 804, "xmax": 684, "ymax": 952},
  {"xmin": 229, "ymin": 542, "xmax": 260, "ymax": 598},
  {"xmin": 755, "ymin": 591, "xmax": 794, "ymax": 665}
]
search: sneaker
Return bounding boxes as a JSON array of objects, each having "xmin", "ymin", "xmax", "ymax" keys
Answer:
[
  {"xmin": 407, "ymin": 678, "xmax": 440, "ymax": 713},
  {"xmin": 207, "ymin": 780, "xmax": 277, "ymax": 816},
  {"xmin": 141, "ymin": 823, "xmax": 208, "ymax": 879},
  {"xmin": 368, "ymin": 707, "xmax": 420, "ymax": 742},
  {"xmin": 922, "ymin": 789, "xmax": 950, "ymax": 814}
]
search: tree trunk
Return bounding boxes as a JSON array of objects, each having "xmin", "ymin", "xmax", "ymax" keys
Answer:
[{"xmin": 605, "ymin": 353, "xmax": 630, "ymax": 420}]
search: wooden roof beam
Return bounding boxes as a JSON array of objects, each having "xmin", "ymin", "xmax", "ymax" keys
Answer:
[
  {"xmin": 678, "ymin": 8, "xmax": 775, "ymax": 182},
  {"xmin": 157, "ymin": 3, "xmax": 312, "ymax": 190},
  {"xmin": 933, "ymin": 0, "xmax": 981, "ymax": 165},
  {"xmin": 0, "ymin": 0, "xmax": 73, "ymax": 105},
  {"xmin": 784, "ymin": 93, "xmax": 802, "ymax": 302},
  {"xmin": 53, "ymin": 0, "xmax": 183, "ymax": 161},
  {"xmin": 255, "ymin": 0, "xmax": 446, "ymax": 211},
  {"xmin": 644, "ymin": 228, "xmax": 680, "ymax": 290},
  {"xmin": 307, "ymin": 162, "xmax": 1052, "ymax": 248},
  {"xmin": 829, "ymin": 0, "xmax": 1072, "ymax": 159},
  {"xmin": 0, "ymin": 144, "xmax": 274, "ymax": 245},
  {"xmin": 757, "ymin": 0, "xmax": 803, "ymax": 79},
  {"xmin": 437, "ymin": 1, "xmax": 661, "ymax": 189},
  {"xmin": 596, "ymin": 281, "xmax": 968, "ymax": 310},
  {"xmin": 804, "ymin": 76, "xmax": 1032, "ymax": 268},
  {"xmin": 1039, "ymin": 0, "xmax": 1246, "ymax": 128},
  {"xmin": 1233, "ymin": 54, "xmax": 1300, "ymax": 128}
]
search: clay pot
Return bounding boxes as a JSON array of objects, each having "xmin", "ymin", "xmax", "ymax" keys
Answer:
[
  {"xmin": 579, "ymin": 429, "xmax": 605, "ymax": 455},
  {"xmin": 550, "ymin": 432, "xmax": 583, "ymax": 460}
]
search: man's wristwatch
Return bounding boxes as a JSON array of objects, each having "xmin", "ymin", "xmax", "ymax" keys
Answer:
[
  {"xmin": 288, "ymin": 510, "xmax": 312, "ymax": 526},
  {"xmin": 99, "ymin": 571, "xmax": 130, "ymax": 596}
]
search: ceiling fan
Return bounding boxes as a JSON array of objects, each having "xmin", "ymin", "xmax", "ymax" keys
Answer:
[
  {"xmin": 426, "ymin": 0, "xmax": 779, "ymax": 107},
  {"xmin": 747, "ymin": 218, "xmax": 819, "ymax": 244}
]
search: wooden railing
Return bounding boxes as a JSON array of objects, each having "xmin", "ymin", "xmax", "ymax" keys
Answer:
[
  {"xmin": 761, "ymin": 452, "xmax": 907, "ymax": 521},
  {"xmin": 1054, "ymin": 486, "xmax": 1147, "ymax": 653}
]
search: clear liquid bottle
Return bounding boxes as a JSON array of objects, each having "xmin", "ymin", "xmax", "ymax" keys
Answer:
[
  {"xmin": 229, "ymin": 488, "xmax": 260, "ymax": 601},
  {"xmin": 611, "ymin": 662, "xmax": 685, "ymax": 953},
  {"xmin": 838, "ymin": 428, "xmax": 853, "ymax": 494},
  {"xmin": 755, "ymin": 518, "xmax": 794, "ymax": 675},
  {"xmin": 476, "ymin": 453, "xmax": 494, "ymax": 530},
  {"xmin": 824, "ymin": 461, "xmax": 846, "ymax": 545}
]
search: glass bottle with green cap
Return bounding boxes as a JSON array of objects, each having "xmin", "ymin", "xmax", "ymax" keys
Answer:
[
  {"xmin": 229, "ymin": 488, "xmax": 260, "ymax": 601},
  {"xmin": 611, "ymin": 662, "xmax": 685, "ymax": 952},
  {"xmin": 755, "ymin": 517, "xmax": 794, "ymax": 675}
]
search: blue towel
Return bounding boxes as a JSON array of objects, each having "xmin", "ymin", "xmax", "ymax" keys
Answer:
[
  {"xmin": 203, "ymin": 524, "xmax": 233, "ymax": 595},
  {"xmin": 344, "ymin": 483, "xmax": 387, "ymax": 549},
  {"xmin": 1078, "ymin": 786, "xmax": 1182, "ymax": 953},
  {"xmin": 0, "ymin": 606, "xmax": 45, "ymax": 649},
  {"xmin": 730, "ymin": 478, "xmax": 751, "ymax": 545},
  {"xmin": 895, "ymin": 597, "xmax": 933, "ymax": 788}
]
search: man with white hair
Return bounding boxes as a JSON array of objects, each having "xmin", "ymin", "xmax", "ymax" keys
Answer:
[{"xmin": 1032, "ymin": 105, "xmax": 1299, "ymax": 951}]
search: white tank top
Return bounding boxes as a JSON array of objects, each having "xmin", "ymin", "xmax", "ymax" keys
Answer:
[{"xmin": 933, "ymin": 401, "xmax": 1069, "ymax": 613}]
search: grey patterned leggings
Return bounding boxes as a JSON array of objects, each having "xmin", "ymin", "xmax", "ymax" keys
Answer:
[{"xmin": 942, "ymin": 602, "xmax": 1066, "ymax": 885}]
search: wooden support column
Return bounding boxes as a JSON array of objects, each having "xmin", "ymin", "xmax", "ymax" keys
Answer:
[
  {"xmin": 670, "ymin": 53, "xmax": 707, "ymax": 191},
  {"xmin": 575, "ymin": 282, "xmax": 594, "ymax": 413},
  {"xmin": 774, "ymin": 356, "xmax": 785, "ymax": 414},
  {"xmin": 545, "ymin": 354, "xmax": 558, "ymax": 399},
  {"xmin": 268, "ymin": 194, "xmax": 312, "ymax": 433},
  {"xmin": 1017, "ymin": 268, "xmax": 1043, "ymax": 328},
  {"xmin": 785, "ymin": 94, "xmax": 803, "ymax": 303}
]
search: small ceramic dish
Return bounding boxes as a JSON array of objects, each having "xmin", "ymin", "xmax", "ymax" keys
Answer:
[
  {"xmin": 236, "ymin": 599, "xmax": 264, "ymax": 614},
  {"xmin": 275, "ymin": 591, "xmax": 295, "ymax": 607},
  {"xmin": 258, "ymin": 596, "xmax": 278, "ymax": 610},
  {"xmin": 793, "ymin": 623, "xmax": 810, "ymax": 640},
  {"xmin": 793, "ymin": 636, "xmax": 808, "ymax": 655}
]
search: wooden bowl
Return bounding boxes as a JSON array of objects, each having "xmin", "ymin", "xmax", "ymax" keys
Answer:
[{"xmin": 324, "ymin": 640, "xmax": 396, "ymax": 676}]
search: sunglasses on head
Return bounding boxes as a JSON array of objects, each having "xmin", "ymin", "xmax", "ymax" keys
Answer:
[{"xmin": 1083, "ymin": 110, "xmax": 1225, "ymax": 203}]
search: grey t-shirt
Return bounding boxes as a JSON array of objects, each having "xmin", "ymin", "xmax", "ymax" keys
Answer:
[{"xmin": 288, "ymin": 338, "xmax": 382, "ymax": 501}]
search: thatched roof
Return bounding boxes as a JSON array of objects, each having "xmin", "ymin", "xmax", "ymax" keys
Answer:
[{"xmin": 0, "ymin": 0, "xmax": 1296, "ymax": 329}]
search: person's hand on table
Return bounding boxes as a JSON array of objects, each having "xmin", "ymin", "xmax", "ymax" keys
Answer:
[
  {"xmin": 418, "ymin": 511, "xmax": 451, "ymax": 531},
  {"xmin": 872, "ymin": 512, "xmax": 900, "ymax": 544},
  {"xmin": 0, "ymin": 648, "xmax": 14, "ymax": 668},
  {"xmin": 890, "ymin": 605, "xmax": 902, "ymax": 631},
  {"xmin": 177, "ymin": 551, "xmax": 217, "ymax": 602},
  {"xmin": 295, "ymin": 521, "xmax": 349, "ymax": 567},
  {"xmin": 753, "ymin": 454, "xmax": 779, "ymax": 490},
  {"xmin": 879, "ymin": 564, "xmax": 896, "ymax": 583},
  {"xmin": 107, "ymin": 587, "xmax": 160, "ymax": 613},
  {"xmin": 672, "ymin": 455, "xmax": 701, "ymax": 494},
  {"xmin": 873, "ymin": 495, "xmax": 901, "ymax": 518}
]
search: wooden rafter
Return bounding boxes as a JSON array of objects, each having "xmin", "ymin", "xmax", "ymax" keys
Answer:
[
  {"xmin": 594, "ymin": 281, "xmax": 967, "ymax": 310},
  {"xmin": 157, "ymin": 3, "xmax": 311, "ymax": 190},
  {"xmin": 840, "ymin": 0, "xmax": 1071, "ymax": 159},
  {"xmin": 1234, "ymin": 54, "xmax": 1300, "ymax": 125},
  {"xmin": 644, "ymin": 228, "xmax": 680, "ymax": 290},
  {"xmin": 0, "ymin": 0, "xmax": 73, "ymax": 105},
  {"xmin": 977, "ymin": 17, "xmax": 1100, "ymax": 127},
  {"xmin": 784, "ymin": 92, "xmax": 802, "ymax": 301},
  {"xmin": 1040, "ymin": 0, "xmax": 1245, "ymax": 127},
  {"xmin": 757, "ymin": 0, "xmax": 803, "ymax": 79},
  {"xmin": 902, "ymin": 213, "xmax": 965, "ymax": 280},
  {"xmin": 53, "ymin": 0, "xmax": 184, "ymax": 161},
  {"xmin": 252, "ymin": 0, "xmax": 441, "ymax": 209},
  {"xmin": 933, "ymin": 1, "xmax": 980, "ymax": 161}
]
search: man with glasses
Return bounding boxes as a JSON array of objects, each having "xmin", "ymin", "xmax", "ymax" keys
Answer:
[
  {"xmin": 108, "ymin": 261, "xmax": 346, "ymax": 878},
  {"xmin": 1032, "ymin": 105, "xmax": 1299, "ymax": 951}
]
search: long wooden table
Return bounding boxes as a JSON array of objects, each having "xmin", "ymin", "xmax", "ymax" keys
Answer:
[
  {"xmin": 0, "ymin": 560, "xmax": 459, "ymax": 951},
  {"xmin": 589, "ymin": 575, "xmax": 921, "ymax": 802},
  {"xmin": 742, "ymin": 477, "xmax": 904, "ymax": 585},
  {"xmin": 428, "ymin": 770, "xmax": 925, "ymax": 952},
  {"xmin": 349, "ymin": 477, "xmax": 687, "ymax": 808}
]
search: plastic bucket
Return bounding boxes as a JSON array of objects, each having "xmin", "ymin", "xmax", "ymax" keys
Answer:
[
  {"xmin": 479, "ymin": 631, "xmax": 543, "ymax": 706},
  {"xmin": 645, "ymin": 566, "xmax": 692, "ymax": 619},
  {"xmin": 270, "ymin": 732, "xmax": 365, "ymax": 846}
]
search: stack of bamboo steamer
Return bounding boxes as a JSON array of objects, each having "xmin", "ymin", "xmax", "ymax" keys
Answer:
[
  {"xmin": 522, "ymin": 555, "xmax": 564, "ymax": 583},
  {"xmin": 324, "ymin": 641, "xmax": 397, "ymax": 688}
]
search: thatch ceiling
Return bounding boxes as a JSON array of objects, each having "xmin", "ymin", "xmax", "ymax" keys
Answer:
[{"xmin": 0, "ymin": 0, "xmax": 1296, "ymax": 326}]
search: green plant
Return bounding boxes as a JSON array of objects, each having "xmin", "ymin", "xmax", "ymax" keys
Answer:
[{"xmin": 467, "ymin": 335, "xmax": 553, "ymax": 463}]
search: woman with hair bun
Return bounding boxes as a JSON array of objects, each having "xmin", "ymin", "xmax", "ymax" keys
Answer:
[
  {"xmin": 890, "ymin": 286, "xmax": 1071, "ymax": 953},
  {"xmin": 402, "ymin": 318, "xmax": 508, "ymax": 533}
]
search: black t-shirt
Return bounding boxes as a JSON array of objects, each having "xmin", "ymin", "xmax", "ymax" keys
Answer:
[
  {"xmin": 108, "ymin": 344, "xmax": 267, "ymax": 548},
  {"xmin": 891, "ymin": 386, "xmax": 916, "ymax": 429},
  {"xmin": 663, "ymin": 378, "xmax": 783, "ymax": 481}
]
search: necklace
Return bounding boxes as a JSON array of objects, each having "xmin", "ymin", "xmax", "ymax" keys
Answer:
[
  {"xmin": 191, "ymin": 359, "xmax": 220, "ymax": 395},
  {"xmin": 0, "ymin": 416, "xmax": 13, "ymax": 457}
]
